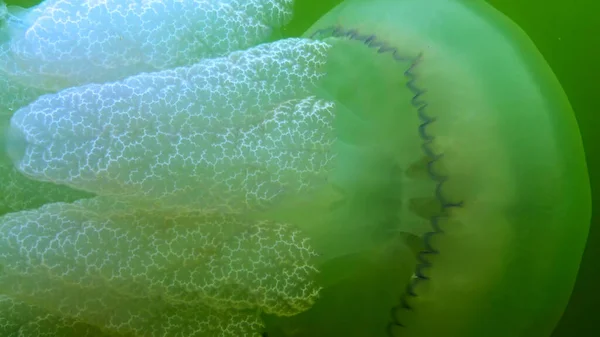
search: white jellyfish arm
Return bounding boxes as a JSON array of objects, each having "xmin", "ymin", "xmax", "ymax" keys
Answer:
[
  {"xmin": 0, "ymin": 295, "xmax": 123, "ymax": 337},
  {"xmin": 0, "ymin": 197, "xmax": 319, "ymax": 335},
  {"xmin": 0, "ymin": 44, "xmax": 93, "ymax": 217},
  {"xmin": 0, "ymin": 41, "xmax": 44, "ymax": 114},
  {"xmin": 0, "ymin": 197, "xmax": 320, "ymax": 314},
  {"xmin": 0, "ymin": 294, "xmax": 265, "ymax": 337},
  {"xmin": 0, "ymin": 0, "xmax": 295, "ymax": 91},
  {"xmin": 8, "ymin": 38, "xmax": 336, "ymax": 212}
]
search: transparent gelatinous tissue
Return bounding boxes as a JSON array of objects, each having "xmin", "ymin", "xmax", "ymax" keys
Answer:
[
  {"xmin": 1, "ymin": 0, "xmax": 592, "ymax": 337},
  {"xmin": 0, "ymin": 0, "xmax": 294, "ymax": 91},
  {"xmin": 0, "ymin": 0, "xmax": 296, "ymax": 217},
  {"xmin": 265, "ymin": 0, "xmax": 591, "ymax": 336},
  {"xmin": 8, "ymin": 38, "xmax": 338, "ymax": 214},
  {"xmin": 0, "ymin": 197, "xmax": 319, "ymax": 336}
]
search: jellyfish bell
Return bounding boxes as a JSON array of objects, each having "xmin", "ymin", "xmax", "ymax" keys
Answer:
[{"xmin": 264, "ymin": 0, "xmax": 591, "ymax": 336}]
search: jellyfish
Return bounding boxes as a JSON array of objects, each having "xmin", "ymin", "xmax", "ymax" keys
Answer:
[
  {"xmin": 2, "ymin": 0, "xmax": 592, "ymax": 336},
  {"xmin": 264, "ymin": 0, "xmax": 591, "ymax": 336},
  {"xmin": 0, "ymin": 0, "xmax": 295, "ymax": 92},
  {"xmin": 0, "ymin": 196, "xmax": 319, "ymax": 336},
  {"xmin": 0, "ymin": 0, "xmax": 296, "ymax": 216}
]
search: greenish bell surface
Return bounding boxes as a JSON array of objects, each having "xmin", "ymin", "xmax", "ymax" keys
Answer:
[{"xmin": 265, "ymin": 0, "xmax": 592, "ymax": 336}]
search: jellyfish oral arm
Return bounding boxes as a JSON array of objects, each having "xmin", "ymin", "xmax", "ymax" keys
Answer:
[
  {"xmin": 7, "ymin": 38, "xmax": 337, "ymax": 212},
  {"xmin": 0, "ymin": 0, "xmax": 296, "ymax": 91}
]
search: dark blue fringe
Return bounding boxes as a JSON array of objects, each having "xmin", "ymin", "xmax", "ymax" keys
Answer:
[{"xmin": 310, "ymin": 26, "xmax": 464, "ymax": 336}]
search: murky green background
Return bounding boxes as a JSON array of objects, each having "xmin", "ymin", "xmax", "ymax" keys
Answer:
[{"xmin": 4, "ymin": 0, "xmax": 598, "ymax": 335}]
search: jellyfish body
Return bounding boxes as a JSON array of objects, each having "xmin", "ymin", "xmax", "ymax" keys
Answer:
[
  {"xmin": 272, "ymin": 0, "xmax": 591, "ymax": 336},
  {"xmin": 3, "ymin": 0, "xmax": 592, "ymax": 336},
  {"xmin": 0, "ymin": 0, "xmax": 295, "ymax": 92}
]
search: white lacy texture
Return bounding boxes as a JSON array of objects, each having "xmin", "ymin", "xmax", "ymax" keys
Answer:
[
  {"xmin": 0, "ymin": 197, "xmax": 319, "ymax": 336},
  {"xmin": 0, "ymin": 43, "xmax": 93, "ymax": 216},
  {"xmin": 0, "ymin": 295, "xmax": 121, "ymax": 337},
  {"xmin": 1, "ymin": 2, "xmax": 333, "ymax": 335},
  {"xmin": 1, "ymin": 0, "xmax": 294, "ymax": 91},
  {"xmin": 1, "ymin": 0, "xmax": 295, "ymax": 215},
  {"xmin": 9, "ymin": 38, "xmax": 336, "ymax": 213},
  {"xmin": 1, "ymin": 293, "xmax": 265, "ymax": 337}
]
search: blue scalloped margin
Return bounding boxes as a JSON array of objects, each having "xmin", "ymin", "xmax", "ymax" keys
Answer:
[{"xmin": 310, "ymin": 26, "xmax": 464, "ymax": 335}]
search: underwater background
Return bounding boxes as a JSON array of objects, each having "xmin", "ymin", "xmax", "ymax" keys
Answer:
[{"xmin": 2, "ymin": 0, "xmax": 599, "ymax": 336}]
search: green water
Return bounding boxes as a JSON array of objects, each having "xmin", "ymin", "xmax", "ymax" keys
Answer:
[{"xmin": 2, "ymin": 0, "xmax": 599, "ymax": 336}]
